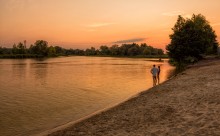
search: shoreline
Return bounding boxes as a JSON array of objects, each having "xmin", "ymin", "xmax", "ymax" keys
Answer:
[
  {"xmin": 40, "ymin": 58, "xmax": 220, "ymax": 136},
  {"xmin": 0, "ymin": 55, "xmax": 168, "ymax": 59},
  {"xmin": 33, "ymin": 93, "xmax": 142, "ymax": 136}
]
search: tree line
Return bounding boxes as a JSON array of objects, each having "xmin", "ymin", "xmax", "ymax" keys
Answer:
[{"xmin": 0, "ymin": 41, "xmax": 165, "ymax": 58}]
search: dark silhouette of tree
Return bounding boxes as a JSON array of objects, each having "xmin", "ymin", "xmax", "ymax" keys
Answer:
[
  {"xmin": 12, "ymin": 44, "xmax": 18, "ymax": 54},
  {"xmin": 1, "ymin": 40, "xmax": 165, "ymax": 58},
  {"xmin": 100, "ymin": 45, "xmax": 110, "ymax": 55},
  {"xmin": 12, "ymin": 42, "xmax": 27, "ymax": 54},
  {"xmin": 54, "ymin": 46, "xmax": 65, "ymax": 55},
  {"xmin": 0, "ymin": 47, "xmax": 12, "ymax": 55},
  {"xmin": 85, "ymin": 47, "xmax": 96, "ymax": 56},
  {"xmin": 127, "ymin": 44, "xmax": 140, "ymax": 56},
  {"xmin": 74, "ymin": 49, "xmax": 84, "ymax": 55},
  {"xmin": 109, "ymin": 44, "xmax": 120, "ymax": 56},
  {"xmin": 0, "ymin": 46, "xmax": 2, "ymax": 54},
  {"xmin": 158, "ymin": 49, "xmax": 164, "ymax": 55},
  {"xmin": 30, "ymin": 40, "xmax": 48, "ymax": 56},
  {"xmin": 166, "ymin": 14, "xmax": 218, "ymax": 64},
  {"xmin": 47, "ymin": 46, "xmax": 56, "ymax": 57}
]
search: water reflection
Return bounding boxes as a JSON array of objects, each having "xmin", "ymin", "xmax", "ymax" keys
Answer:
[
  {"xmin": 31, "ymin": 62, "xmax": 48, "ymax": 86},
  {"xmin": 0, "ymin": 57, "xmax": 174, "ymax": 136},
  {"xmin": 11, "ymin": 59, "xmax": 28, "ymax": 79}
]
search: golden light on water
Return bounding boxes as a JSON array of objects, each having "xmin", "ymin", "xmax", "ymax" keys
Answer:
[{"xmin": 0, "ymin": 57, "xmax": 174, "ymax": 135}]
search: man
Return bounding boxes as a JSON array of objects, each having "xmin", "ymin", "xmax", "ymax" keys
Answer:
[{"xmin": 150, "ymin": 65, "xmax": 158, "ymax": 86}]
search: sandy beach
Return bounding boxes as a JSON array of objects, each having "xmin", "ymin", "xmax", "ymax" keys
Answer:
[{"xmin": 46, "ymin": 57, "xmax": 220, "ymax": 136}]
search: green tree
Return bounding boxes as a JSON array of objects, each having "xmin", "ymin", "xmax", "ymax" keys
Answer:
[
  {"xmin": 12, "ymin": 43, "xmax": 18, "ymax": 54},
  {"xmin": 143, "ymin": 48, "xmax": 151, "ymax": 55},
  {"xmin": 157, "ymin": 49, "xmax": 164, "ymax": 55},
  {"xmin": 119, "ymin": 43, "xmax": 139, "ymax": 56},
  {"xmin": 30, "ymin": 40, "xmax": 48, "ymax": 56},
  {"xmin": 127, "ymin": 45, "xmax": 139, "ymax": 56},
  {"xmin": 17, "ymin": 42, "xmax": 27, "ymax": 54},
  {"xmin": 166, "ymin": 14, "xmax": 218, "ymax": 64},
  {"xmin": 0, "ymin": 46, "xmax": 3, "ymax": 54},
  {"xmin": 85, "ymin": 47, "xmax": 96, "ymax": 55},
  {"xmin": 74, "ymin": 49, "xmax": 84, "ymax": 55},
  {"xmin": 47, "ymin": 46, "xmax": 56, "ymax": 57},
  {"xmin": 109, "ymin": 44, "xmax": 120, "ymax": 55},
  {"xmin": 54, "ymin": 46, "xmax": 65, "ymax": 55},
  {"xmin": 99, "ymin": 45, "xmax": 110, "ymax": 55},
  {"xmin": 12, "ymin": 42, "xmax": 26, "ymax": 54}
]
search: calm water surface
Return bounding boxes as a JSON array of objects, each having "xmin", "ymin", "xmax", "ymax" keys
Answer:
[{"xmin": 0, "ymin": 56, "xmax": 174, "ymax": 136}]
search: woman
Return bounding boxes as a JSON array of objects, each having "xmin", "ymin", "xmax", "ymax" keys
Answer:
[{"xmin": 157, "ymin": 66, "xmax": 160, "ymax": 84}]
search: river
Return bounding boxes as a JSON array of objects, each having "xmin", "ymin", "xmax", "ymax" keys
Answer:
[{"xmin": 0, "ymin": 56, "xmax": 174, "ymax": 136}]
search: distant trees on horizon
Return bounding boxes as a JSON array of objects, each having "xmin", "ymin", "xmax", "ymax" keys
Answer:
[{"xmin": 0, "ymin": 41, "xmax": 165, "ymax": 58}]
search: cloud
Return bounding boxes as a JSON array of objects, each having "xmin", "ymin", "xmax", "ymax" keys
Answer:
[
  {"xmin": 85, "ymin": 23, "xmax": 116, "ymax": 28},
  {"xmin": 113, "ymin": 38, "xmax": 146, "ymax": 44},
  {"xmin": 162, "ymin": 11, "xmax": 184, "ymax": 16}
]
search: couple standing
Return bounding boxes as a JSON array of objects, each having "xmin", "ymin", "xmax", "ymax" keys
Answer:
[{"xmin": 150, "ymin": 65, "xmax": 160, "ymax": 86}]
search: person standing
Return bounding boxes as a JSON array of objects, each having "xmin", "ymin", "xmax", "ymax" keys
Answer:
[
  {"xmin": 150, "ymin": 65, "xmax": 158, "ymax": 86},
  {"xmin": 157, "ymin": 66, "xmax": 160, "ymax": 84}
]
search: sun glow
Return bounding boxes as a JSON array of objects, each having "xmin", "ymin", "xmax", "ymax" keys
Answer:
[{"xmin": 0, "ymin": 0, "xmax": 220, "ymax": 49}]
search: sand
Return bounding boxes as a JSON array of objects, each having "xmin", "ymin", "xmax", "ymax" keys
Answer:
[{"xmin": 46, "ymin": 57, "xmax": 220, "ymax": 136}]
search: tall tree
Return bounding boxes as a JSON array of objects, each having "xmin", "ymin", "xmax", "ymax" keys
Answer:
[{"xmin": 166, "ymin": 14, "xmax": 218, "ymax": 64}]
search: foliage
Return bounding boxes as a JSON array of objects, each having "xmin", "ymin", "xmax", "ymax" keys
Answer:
[
  {"xmin": 47, "ymin": 46, "xmax": 56, "ymax": 57},
  {"xmin": 0, "ymin": 41, "xmax": 165, "ymax": 58},
  {"xmin": 85, "ymin": 47, "xmax": 97, "ymax": 56},
  {"xmin": 12, "ymin": 42, "xmax": 27, "ymax": 54},
  {"xmin": 30, "ymin": 40, "xmax": 48, "ymax": 56},
  {"xmin": 166, "ymin": 14, "xmax": 219, "ymax": 65}
]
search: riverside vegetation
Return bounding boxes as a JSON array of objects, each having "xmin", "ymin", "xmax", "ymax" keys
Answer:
[
  {"xmin": 166, "ymin": 14, "xmax": 219, "ymax": 70},
  {"xmin": 0, "ymin": 42, "xmax": 165, "ymax": 58},
  {"xmin": 0, "ymin": 14, "xmax": 219, "ymax": 65}
]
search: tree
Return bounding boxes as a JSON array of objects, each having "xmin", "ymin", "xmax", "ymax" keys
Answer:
[
  {"xmin": 157, "ymin": 49, "xmax": 164, "ymax": 55},
  {"xmin": 47, "ymin": 46, "xmax": 56, "ymax": 57},
  {"xmin": 30, "ymin": 40, "xmax": 48, "ymax": 56},
  {"xmin": 54, "ymin": 46, "xmax": 65, "ymax": 55},
  {"xmin": 0, "ymin": 46, "xmax": 3, "ymax": 54},
  {"xmin": 12, "ymin": 43, "xmax": 18, "ymax": 54},
  {"xmin": 109, "ymin": 44, "xmax": 120, "ymax": 55},
  {"xmin": 74, "ymin": 49, "xmax": 84, "ymax": 55},
  {"xmin": 1, "ymin": 40, "xmax": 166, "ymax": 58},
  {"xmin": 85, "ymin": 47, "xmax": 96, "ymax": 55},
  {"xmin": 12, "ymin": 42, "xmax": 27, "ymax": 54},
  {"xmin": 166, "ymin": 14, "xmax": 218, "ymax": 64},
  {"xmin": 127, "ymin": 45, "xmax": 139, "ymax": 56},
  {"xmin": 143, "ymin": 48, "xmax": 151, "ymax": 55},
  {"xmin": 99, "ymin": 45, "xmax": 110, "ymax": 55}
]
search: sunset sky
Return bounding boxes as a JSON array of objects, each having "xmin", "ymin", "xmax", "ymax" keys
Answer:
[{"xmin": 0, "ymin": 0, "xmax": 220, "ymax": 50}]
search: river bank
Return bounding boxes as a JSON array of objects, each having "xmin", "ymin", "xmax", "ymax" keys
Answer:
[{"xmin": 45, "ymin": 57, "xmax": 220, "ymax": 136}]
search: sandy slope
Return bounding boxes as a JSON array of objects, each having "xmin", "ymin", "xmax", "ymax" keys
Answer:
[{"xmin": 48, "ymin": 58, "xmax": 220, "ymax": 136}]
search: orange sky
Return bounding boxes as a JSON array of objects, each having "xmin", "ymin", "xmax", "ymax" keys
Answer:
[{"xmin": 0, "ymin": 0, "xmax": 220, "ymax": 50}]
